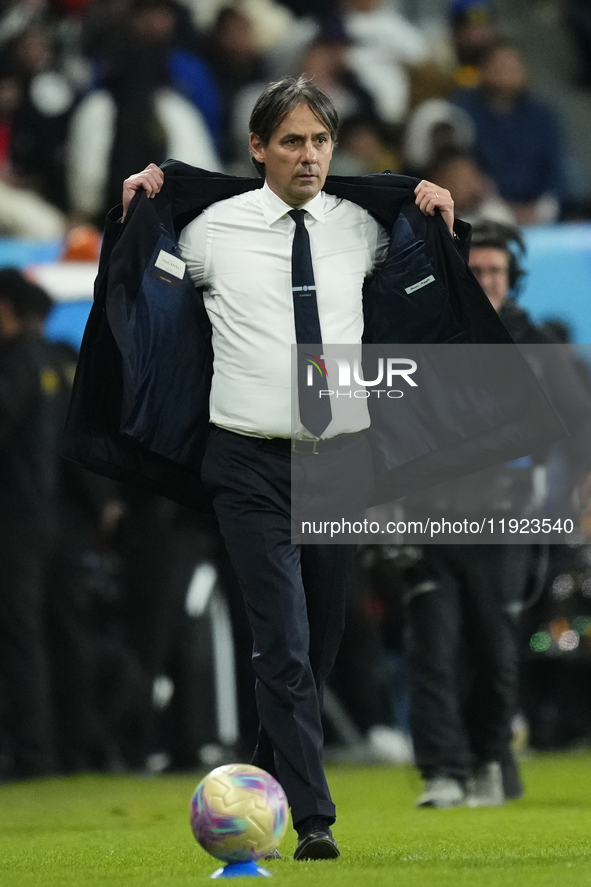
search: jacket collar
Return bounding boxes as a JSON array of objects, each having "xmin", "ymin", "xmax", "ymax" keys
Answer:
[{"xmin": 157, "ymin": 161, "xmax": 420, "ymax": 236}]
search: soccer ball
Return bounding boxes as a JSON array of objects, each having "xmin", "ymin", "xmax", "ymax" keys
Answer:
[{"xmin": 190, "ymin": 763, "xmax": 289, "ymax": 863}]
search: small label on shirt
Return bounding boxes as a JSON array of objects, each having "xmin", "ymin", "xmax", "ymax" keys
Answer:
[
  {"xmin": 154, "ymin": 249, "xmax": 185, "ymax": 280},
  {"xmin": 405, "ymin": 275, "xmax": 435, "ymax": 294},
  {"xmin": 151, "ymin": 269, "xmax": 180, "ymax": 288}
]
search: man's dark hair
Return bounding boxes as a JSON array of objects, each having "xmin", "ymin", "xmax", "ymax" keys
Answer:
[
  {"xmin": 0, "ymin": 268, "xmax": 53, "ymax": 320},
  {"xmin": 249, "ymin": 76, "xmax": 338, "ymax": 177},
  {"xmin": 470, "ymin": 221, "xmax": 526, "ymax": 295}
]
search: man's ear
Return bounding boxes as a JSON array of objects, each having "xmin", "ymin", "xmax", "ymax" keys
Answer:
[{"xmin": 249, "ymin": 132, "xmax": 265, "ymax": 164}]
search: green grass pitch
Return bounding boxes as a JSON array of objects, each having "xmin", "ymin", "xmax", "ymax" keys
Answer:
[{"xmin": 1, "ymin": 753, "xmax": 590, "ymax": 887}]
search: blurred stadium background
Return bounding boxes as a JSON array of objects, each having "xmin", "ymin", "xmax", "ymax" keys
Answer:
[{"xmin": 1, "ymin": 0, "xmax": 591, "ymax": 794}]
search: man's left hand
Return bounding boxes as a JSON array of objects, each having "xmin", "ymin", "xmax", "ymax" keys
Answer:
[{"xmin": 415, "ymin": 180, "xmax": 454, "ymax": 235}]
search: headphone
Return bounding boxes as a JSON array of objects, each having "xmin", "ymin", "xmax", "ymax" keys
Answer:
[{"xmin": 470, "ymin": 221, "xmax": 526, "ymax": 297}]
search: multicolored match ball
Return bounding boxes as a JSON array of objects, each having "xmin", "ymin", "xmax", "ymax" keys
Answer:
[{"xmin": 190, "ymin": 763, "xmax": 289, "ymax": 863}]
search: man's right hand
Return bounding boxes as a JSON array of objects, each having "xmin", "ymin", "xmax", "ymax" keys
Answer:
[{"xmin": 122, "ymin": 163, "xmax": 164, "ymax": 220}]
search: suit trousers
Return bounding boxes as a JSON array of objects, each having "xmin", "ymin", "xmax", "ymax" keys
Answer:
[
  {"xmin": 406, "ymin": 544, "xmax": 531, "ymax": 782},
  {"xmin": 0, "ymin": 527, "xmax": 55, "ymax": 778},
  {"xmin": 201, "ymin": 426, "xmax": 372, "ymax": 826}
]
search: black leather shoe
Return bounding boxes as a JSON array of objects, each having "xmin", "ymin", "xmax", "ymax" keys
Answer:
[{"xmin": 293, "ymin": 817, "xmax": 340, "ymax": 861}]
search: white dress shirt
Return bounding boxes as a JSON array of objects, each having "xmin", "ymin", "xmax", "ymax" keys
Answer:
[{"xmin": 178, "ymin": 180, "xmax": 388, "ymax": 438}]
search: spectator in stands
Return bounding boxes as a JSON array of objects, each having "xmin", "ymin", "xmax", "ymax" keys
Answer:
[
  {"xmin": 330, "ymin": 114, "xmax": 399, "ymax": 176},
  {"xmin": 452, "ymin": 38, "xmax": 567, "ymax": 225},
  {"xmin": 403, "ymin": 97, "xmax": 474, "ymax": 178},
  {"xmin": 229, "ymin": 13, "xmax": 377, "ymax": 173},
  {"xmin": 426, "ymin": 149, "xmax": 515, "ymax": 226},
  {"xmin": 81, "ymin": 0, "xmax": 221, "ymax": 146},
  {"xmin": 5, "ymin": 22, "xmax": 77, "ymax": 214},
  {"xmin": 0, "ymin": 67, "xmax": 66, "ymax": 238},
  {"xmin": 202, "ymin": 6, "xmax": 266, "ymax": 165},
  {"xmin": 342, "ymin": 0, "xmax": 429, "ymax": 125},
  {"xmin": 299, "ymin": 18, "xmax": 377, "ymax": 123},
  {"xmin": 67, "ymin": 0, "xmax": 221, "ymax": 223},
  {"xmin": 0, "ymin": 20, "xmax": 72, "ymax": 238},
  {"xmin": 449, "ymin": 0, "xmax": 495, "ymax": 89}
]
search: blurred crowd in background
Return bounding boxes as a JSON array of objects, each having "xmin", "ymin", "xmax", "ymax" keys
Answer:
[
  {"xmin": 1, "ymin": 0, "xmax": 591, "ymax": 797},
  {"xmin": 2, "ymin": 0, "xmax": 591, "ymax": 238}
]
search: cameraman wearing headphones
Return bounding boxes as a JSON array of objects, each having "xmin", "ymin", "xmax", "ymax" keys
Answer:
[
  {"xmin": 407, "ymin": 222, "xmax": 591, "ymax": 810},
  {"xmin": 469, "ymin": 222, "xmax": 539, "ymax": 336},
  {"xmin": 470, "ymin": 222, "xmax": 591, "ymax": 470}
]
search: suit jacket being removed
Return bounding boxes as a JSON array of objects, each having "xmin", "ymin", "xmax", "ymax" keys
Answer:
[{"xmin": 63, "ymin": 162, "xmax": 564, "ymax": 511}]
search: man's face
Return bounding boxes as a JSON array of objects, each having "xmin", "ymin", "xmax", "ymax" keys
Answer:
[
  {"xmin": 433, "ymin": 157, "xmax": 485, "ymax": 214},
  {"xmin": 250, "ymin": 103, "xmax": 334, "ymax": 209},
  {"xmin": 469, "ymin": 246, "xmax": 510, "ymax": 312},
  {"xmin": 481, "ymin": 47, "xmax": 527, "ymax": 101}
]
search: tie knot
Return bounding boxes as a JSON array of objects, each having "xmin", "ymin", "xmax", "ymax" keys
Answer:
[{"xmin": 289, "ymin": 209, "xmax": 306, "ymax": 227}]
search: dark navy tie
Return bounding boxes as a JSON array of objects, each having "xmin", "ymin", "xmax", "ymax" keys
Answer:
[{"xmin": 289, "ymin": 209, "xmax": 332, "ymax": 438}]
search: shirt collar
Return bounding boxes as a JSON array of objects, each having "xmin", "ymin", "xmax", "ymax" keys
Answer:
[{"xmin": 260, "ymin": 180, "xmax": 326, "ymax": 226}]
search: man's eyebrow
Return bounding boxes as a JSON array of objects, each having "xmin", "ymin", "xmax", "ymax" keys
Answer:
[{"xmin": 280, "ymin": 130, "xmax": 330, "ymax": 140}]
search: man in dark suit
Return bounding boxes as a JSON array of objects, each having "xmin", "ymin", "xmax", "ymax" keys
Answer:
[
  {"xmin": 0, "ymin": 270, "xmax": 61, "ymax": 780},
  {"xmin": 116, "ymin": 76, "xmax": 453, "ymax": 860},
  {"xmin": 65, "ymin": 78, "xmax": 562, "ymax": 858}
]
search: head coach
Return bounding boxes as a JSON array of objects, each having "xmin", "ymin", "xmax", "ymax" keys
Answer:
[
  {"xmin": 64, "ymin": 76, "xmax": 563, "ymax": 859},
  {"xmin": 121, "ymin": 76, "xmax": 452, "ymax": 861}
]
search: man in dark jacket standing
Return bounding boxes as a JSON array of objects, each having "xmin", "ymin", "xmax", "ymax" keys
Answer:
[
  {"xmin": 0, "ymin": 270, "xmax": 62, "ymax": 780},
  {"xmin": 105, "ymin": 76, "xmax": 456, "ymax": 860},
  {"xmin": 406, "ymin": 222, "xmax": 591, "ymax": 809},
  {"xmin": 65, "ymin": 79, "xmax": 563, "ymax": 857}
]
